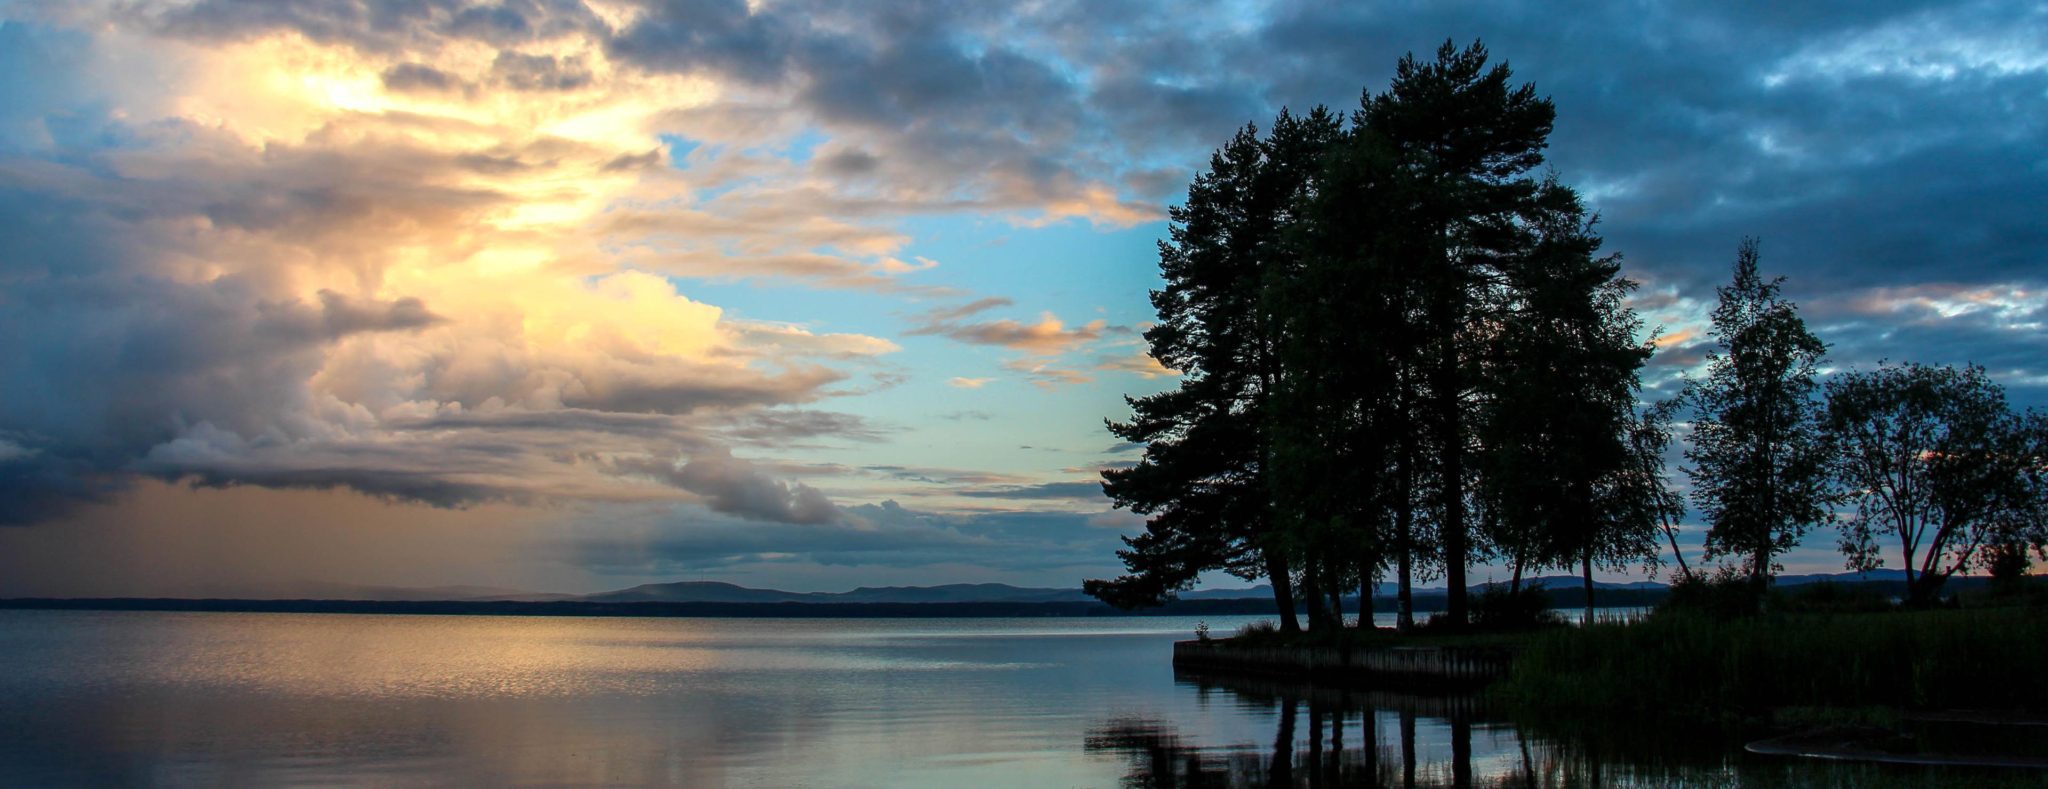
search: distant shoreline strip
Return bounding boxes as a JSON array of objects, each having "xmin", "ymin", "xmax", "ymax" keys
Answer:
[{"xmin": 0, "ymin": 592, "xmax": 1664, "ymax": 619}]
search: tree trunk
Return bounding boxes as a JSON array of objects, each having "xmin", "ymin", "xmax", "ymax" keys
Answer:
[
  {"xmin": 1902, "ymin": 540, "xmax": 1922, "ymax": 606},
  {"xmin": 1663, "ymin": 515, "xmax": 1691, "ymax": 582},
  {"xmin": 1359, "ymin": 574, "xmax": 1374, "ymax": 630},
  {"xmin": 1431, "ymin": 237, "xmax": 1469, "ymax": 629},
  {"xmin": 1266, "ymin": 551, "xmax": 1301, "ymax": 633},
  {"xmin": 1582, "ymin": 549, "xmax": 1595, "ymax": 625},
  {"xmin": 1438, "ymin": 367, "xmax": 1468, "ymax": 627},
  {"xmin": 1909, "ymin": 567, "xmax": 1947, "ymax": 607},
  {"xmin": 1396, "ymin": 483, "xmax": 1416, "ymax": 633},
  {"xmin": 1394, "ymin": 384, "xmax": 1418, "ymax": 633},
  {"xmin": 1303, "ymin": 572, "xmax": 1333, "ymax": 631},
  {"xmin": 1753, "ymin": 538, "xmax": 1771, "ymax": 603}
]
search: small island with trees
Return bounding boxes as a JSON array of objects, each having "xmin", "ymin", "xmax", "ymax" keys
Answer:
[{"xmin": 1087, "ymin": 41, "xmax": 2048, "ymax": 765}]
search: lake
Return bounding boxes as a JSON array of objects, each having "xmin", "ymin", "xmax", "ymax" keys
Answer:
[{"xmin": 0, "ymin": 609, "xmax": 2024, "ymax": 786}]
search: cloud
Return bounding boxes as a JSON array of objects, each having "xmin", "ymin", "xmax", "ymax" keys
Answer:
[
  {"xmin": 613, "ymin": 447, "xmax": 842, "ymax": 524},
  {"xmin": 382, "ymin": 62, "xmax": 467, "ymax": 94},
  {"xmin": 908, "ymin": 303, "xmax": 1108, "ymax": 355},
  {"xmin": 599, "ymin": 0, "xmax": 1172, "ymax": 227},
  {"xmin": 957, "ymin": 480, "xmax": 1107, "ymax": 503},
  {"xmin": 0, "ymin": 14, "xmax": 906, "ymax": 522},
  {"xmin": 999, "ymin": 358, "xmax": 1093, "ymax": 389},
  {"xmin": 489, "ymin": 51, "xmax": 594, "ymax": 92},
  {"xmin": 862, "ymin": 465, "xmax": 1029, "ymax": 486},
  {"xmin": 568, "ymin": 498, "xmax": 1135, "ymax": 580},
  {"xmin": 146, "ymin": 0, "xmax": 608, "ymax": 52},
  {"xmin": 715, "ymin": 409, "xmax": 882, "ymax": 446},
  {"xmin": 725, "ymin": 320, "xmax": 902, "ymax": 359},
  {"xmin": 946, "ymin": 377, "xmax": 992, "ymax": 388},
  {"xmin": 1093, "ymin": 350, "xmax": 1178, "ymax": 379}
]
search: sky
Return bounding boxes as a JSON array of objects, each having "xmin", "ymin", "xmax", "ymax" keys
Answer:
[{"xmin": 0, "ymin": 0, "xmax": 2043, "ymax": 597}]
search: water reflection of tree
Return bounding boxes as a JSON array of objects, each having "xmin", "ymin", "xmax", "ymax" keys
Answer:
[
  {"xmin": 1093, "ymin": 673, "xmax": 1995, "ymax": 787},
  {"xmin": 1085, "ymin": 678, "xmax": 1503, "ymax": 788}
]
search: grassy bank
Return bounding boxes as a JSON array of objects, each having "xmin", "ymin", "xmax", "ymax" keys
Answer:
[{"xmin": 1495, "ymin": 604, "xmax": 2048, "ymax": 718}]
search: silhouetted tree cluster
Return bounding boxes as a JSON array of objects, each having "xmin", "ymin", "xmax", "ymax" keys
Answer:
[
  {"xmin": 1087, "ymin": 42, "xmax": 1666, "ymax": 628},
  {"xmin": 1089, "ymin": 41, "xmax": 2048, "ymax": 627},
  {"xmin": 1678, "ymin": 244, "xmax": 2048, "ymax": 607}
]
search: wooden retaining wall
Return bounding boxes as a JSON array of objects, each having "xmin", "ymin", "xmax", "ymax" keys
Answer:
[{"xmin": 1171, "ymin": 640, "xmax": 1512, "ymax": 689}]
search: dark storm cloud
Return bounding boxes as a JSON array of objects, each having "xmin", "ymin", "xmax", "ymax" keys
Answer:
[
  {"xmin": 164, "ymin": 466, "xmax": 517, "ymax": 509},
  {"xmin": 0, "ymin": 98, "xmax": 523, "ymax": 522},
  {"xmin": 0, "ymin": 274, "xmax": 447, "ymax": 523}
]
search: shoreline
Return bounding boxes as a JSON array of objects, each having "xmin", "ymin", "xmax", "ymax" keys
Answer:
[{"xmin": 0, "ymin": 595, "xmax": 1655, "ymax": 619}]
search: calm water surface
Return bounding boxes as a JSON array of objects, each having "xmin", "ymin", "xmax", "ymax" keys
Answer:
[{"xmin": 0, "ymin": 610, "xmax": 2025, "ymax": 786}]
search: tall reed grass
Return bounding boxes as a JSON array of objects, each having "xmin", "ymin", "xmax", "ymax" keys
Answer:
[{"xmin": 1496, "ymin": 605, "xmax": 2048, "ymax": 716}]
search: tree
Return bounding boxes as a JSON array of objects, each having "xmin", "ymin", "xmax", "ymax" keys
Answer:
[
  {"xmin": 1682, "ymin": 239, "xmax": 1831, "ymax": 592},
  {"xmin": 1271, "ymin": 106, "xmax": 1427, "ymax": 631},
  {"xmin": 1087, "ymin": 110, "xmax": 1342, "ymax": 630},
  {"xmin": 1474, "ymin": 179, "xmax": 1659, "ymax": 621},
  {"xmin": 1823, "ymin": 363, "xmax": 2047, "ymax": 605},
  {"xmin": 1359, "ymin": 40, "xmax": 1562, "ymax": 624}
]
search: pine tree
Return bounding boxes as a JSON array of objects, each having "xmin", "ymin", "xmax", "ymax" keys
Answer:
[
  {"xmin": 1358, "ymin": 40, "xmax": 1562, "ymax": 624},
  {"xmin": 1088, "ymin": 110, "xmax": 1342, "ymax": 629}
]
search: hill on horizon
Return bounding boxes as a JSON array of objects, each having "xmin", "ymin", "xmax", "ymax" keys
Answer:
[{"xmin": 66, "ymin": 569, "xmax": 1940, "ymax": 604}]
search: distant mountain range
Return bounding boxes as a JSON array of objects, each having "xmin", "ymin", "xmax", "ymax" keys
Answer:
[{"xmin": 164, "ymin": 569, "xmax": 1928, "ymax": 604}]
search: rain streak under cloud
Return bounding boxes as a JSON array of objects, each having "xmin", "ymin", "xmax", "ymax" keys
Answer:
[{"xmin": 0, "ymin": 0, "xmax": 2042, "ymax": 595}]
